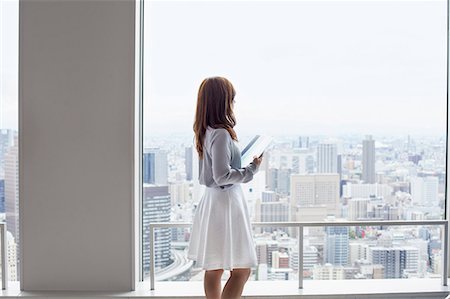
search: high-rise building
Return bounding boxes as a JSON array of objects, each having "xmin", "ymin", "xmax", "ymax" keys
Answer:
[
  {"xmin": 347, "ymin": 198, "xmax": 369, "ymax": 220},
  {"xmin": 143, "ymin": 148, "xmax": 168, "ymax": 185},
  {"xmin": 317, "ymin": 143, "xmax": 337, "ymax": 173},
  {"xmin": 5, "ymin": 134, "xmax": 19, "ymax": 278},
  {"xmin": 298, "ymin": 136, "xmax": 310, "ymax": 149},
  {"xmin": 0, "ymin": 129, "xmax": 14, "ymax": 174},
  {"xmin": 267, "ymin": 168, "xmax": 291, "ymax": 195},
  {"xmin": 255, "ymin": 192, "xmax": 289, "ymax": 234},
  {"xmin": 0, "ymin": 179, "xmax": 4, "ymax": 213},
  {"xmin": 362, "ymin": 135, "xmax": 376, "ymax": 183},
  {"xmin": 369, "ymin": 247, "xmax": 419, "ymax": 279},
  {"xmin": 410, "ymin": 176, "xmax": 439, "ymax": 206},
  {"xmin": 168, "ymin": 181, "xmax": 190, "ymax": 205},
  {"xmin": 7, "ymin": 231, "xmax": 17, "ymax": 281},
  {"xmin": 324, "ymin": 226, "xmax": 349, "ymax": 266},
  {"xmin": 255, "ymin": 240, "xmax": 278, "ymax": 268},
  {"xmin": 143, "ymin": 184, "xmax": 172, "ymax": 276},
  {"xmin": 349, "ymin": 242, "xmax": 369, "ymax": 266},
  {"xmin": 261, "ymin": 190, "xmax": 278, "ymax": 202},
  {"xmin": 290, "ymin": 174, "xmax": 340, "ymax": 219},
  {"xmin": 185, "ymin": 146, "xmax": 193, "ymax": 181}
]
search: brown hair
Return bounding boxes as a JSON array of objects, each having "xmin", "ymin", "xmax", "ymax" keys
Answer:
[{"xmin": 193, "ymin": 76, "xmax": 238, "ymax": 159}]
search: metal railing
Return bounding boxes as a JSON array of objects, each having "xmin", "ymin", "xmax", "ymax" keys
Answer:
[
  {"xmin": 0, "ymin": 223, "xmax": 8, "ymax": 290},
  {"xmin": 148, "ymin": 220, "xmax": 448, "ymax": 291}
]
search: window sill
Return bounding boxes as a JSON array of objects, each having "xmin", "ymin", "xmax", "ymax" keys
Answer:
[{"xmin": 1, "ymin": 279, "xmax": 448, "ymax": 299}]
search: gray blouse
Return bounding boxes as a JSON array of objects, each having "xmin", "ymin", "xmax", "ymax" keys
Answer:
[{"xmin": 198, "ymin": 126, "xmax": 260, "ymax": 190}]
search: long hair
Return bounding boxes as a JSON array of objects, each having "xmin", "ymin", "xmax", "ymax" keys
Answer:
[{"xmin": 193, "ymin": 76, "xmax": 238, "ymax": 159}]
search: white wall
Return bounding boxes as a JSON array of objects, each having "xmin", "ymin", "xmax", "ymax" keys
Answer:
[{"xmin": 19, "ymin": 0, "xmax": 136, "ymax": 291}]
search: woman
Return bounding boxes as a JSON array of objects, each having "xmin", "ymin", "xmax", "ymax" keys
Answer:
[{"xmin": 187, "ymin": 76, "xmax": 263, "ymax": 299}]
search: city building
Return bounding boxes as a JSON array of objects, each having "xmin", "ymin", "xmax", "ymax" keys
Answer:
[
  {"xmin": 347, "ymin": 198, "xmax": 369, "ymax": 220},
  {"xmin": 410, "ymin": 176, "xmax": 439, "ymax": 206},
  {"xmin": 185, "ymin": 146, "xmax": 193, "ymax": 181},
  {"xmin": 317, "ymin": 143, "xmax": 338, "ymax": 173},
  {"xmin": 290, "ymin": 174, "xmax": 340, "ymax": 219},
  {"xmin": 143, "ymin": 148, "xmax": 168, "ymax": 185},
  {"xmin": 369, "ymin": 246, "xmax": 419, "ymax": 279},
  {"xmin": 324, "ymin": 226, "xmax": 349, "ymax": 266},
  {"xmin": 362, "ymin": 135, "xmax": 376, "ymax": 183},
  {"xmin": 143, "ymin": 184, "xmax": 172, "ymax": 276},
  {"xmin": 4, "ymin": 135, "xmax": 19, "ymax": 278}
]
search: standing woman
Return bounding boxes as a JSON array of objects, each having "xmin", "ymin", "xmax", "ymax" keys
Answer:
[{"xmin": 187, "ymin": 76, "xmax": 263, "ymax": 299}]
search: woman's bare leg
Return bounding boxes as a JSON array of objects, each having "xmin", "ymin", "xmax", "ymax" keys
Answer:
[
  {"xmin": 221, "ymin": 268, "xmax": 251, "ymax": 299},
  {"xmin": 204, "ymin": 269, "xmax": 224, "ymax": 299}
]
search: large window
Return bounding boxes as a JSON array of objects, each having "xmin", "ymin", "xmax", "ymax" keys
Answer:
[
  {"xmin": 142, "ymin": 0, "xmax": 447, "ymax": 282},
  {"xmin": 0, "ymin": 0, "xmax": 19, "ymax": 285}
]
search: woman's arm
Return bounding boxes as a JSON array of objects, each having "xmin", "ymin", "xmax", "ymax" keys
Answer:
[{"xmin": 210, "ymin": 128, "xmax": 260, "ymax": 185}]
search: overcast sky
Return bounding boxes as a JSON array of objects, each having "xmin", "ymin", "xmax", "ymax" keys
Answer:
[
  {"xmin": 144, "ymin": 0, "xmax": 447, "ymax": 137},
  {"xmin": 1, "ymin": 1, "xmax": 447, "ymax": 138}
]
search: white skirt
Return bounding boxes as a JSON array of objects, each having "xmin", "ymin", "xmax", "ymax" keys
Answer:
[{"xmin": 187, "ymin": 183, "xmax": 258, "ymax": 271}]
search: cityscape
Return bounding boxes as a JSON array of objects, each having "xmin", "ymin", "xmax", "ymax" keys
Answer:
[
  {"xmin": 1, "ymin": 0, "xmax": 447, "ymax": 287},
  {"xmin": 140, "ymin": 131, "xmax": 446, "ymax": 282},
  {"xmin": 0, "ymin": 128, "xmax": 446, "ymax": 283}
]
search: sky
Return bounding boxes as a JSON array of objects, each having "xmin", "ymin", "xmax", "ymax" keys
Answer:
[
  {"xmin": 0, "ymin": 0, "xmax": 447, "ymax": 138},
  {"xmin": 144, "ymin": 0, "xmax": 447, "ymax": 137},
  {"xmin": 0, "ymin": 0, "xmax": 19, "ymax": 130}
]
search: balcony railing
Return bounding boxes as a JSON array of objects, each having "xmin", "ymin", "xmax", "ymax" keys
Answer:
[{"xmin": 148, "ymin": 220, "xmax": 448, "ymax": 291}]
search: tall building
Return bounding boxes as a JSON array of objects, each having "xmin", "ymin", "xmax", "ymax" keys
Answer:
[
  {"xmin": 4, "ymin": 134, "xmax": 19, "ymax": 278},
  {"xmin": 349, "ymin": 242, "xmax": 369, "ymax": 265},
  {"xmin": 324, "ymin": 226, "xmax": 349, "ymax": 266},
  {"xmin": 6, "ymin": 231, "xmax": 17, "ymax": 281},
  {"xmin": 267, "ymin": 168, "xmax": 291, "ymax": 195},
  {"xmin": 143, "ymin": 148, "xmax": 168, "ymax": 185},
  {"xmin": 369, "ymin": 247, "xmax": 419, "ymax": 279},
  {"xmin": 255, "ymin": 192, "xmax": 289, "ymax": 234},
  {"xmin": 347, "ymin": 198, "xmax": 369, "ymax": 220},
  {"xmin": 410, "ymin": 176, "xmax": 439, "ymax": 206},
  {"xmin": 0, "ymin": 129, "xmax": 14, "ymax": 174},
  {"xmin": 143, "ymin": 184, "xmax": 172, "ymax": 276},
  {"xmin": 298, "ymin": 136, "xmax": 309, "ymax": 149},
  {"xmin": 255, "ymin": 240, "xmax": 278, "ymax": 268},
  {"xmin": 317, "ymin": 143, "xmax": 337, "ymax": 173},
  {"xmin": 168, "ymin": 181, "xmax": 190, "ymax": 205},
  {"xmin": 290, "ymin": 174, "xmax": 340, "ymax": 219},
  {"xmin": 0, "ymin": 179, "xmax": 4, "ymax": 213},
  {"xmin": 185, "ymin": 146, "xmax": 193, "ymax": 181},
  {"xmin": 362, "ymin": 135, "xmax": 376, "ymax": 183}
]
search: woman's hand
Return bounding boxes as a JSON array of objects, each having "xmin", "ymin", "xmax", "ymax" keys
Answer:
[{"xmin": 252, "ymin": 153, "xmax": 264, "ymax": 167}]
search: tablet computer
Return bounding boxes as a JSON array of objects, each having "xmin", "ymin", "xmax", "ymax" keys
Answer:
[{"xmin": 241, "ymin": 134, "xmax": 273, "ymax": 166}]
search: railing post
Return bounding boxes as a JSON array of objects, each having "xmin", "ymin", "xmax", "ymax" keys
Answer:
[
  {"xmin": 150, "ymin": 225, "xmax": 155, "ymax": 291},
  {"xmin": 1, "ymin": 224, "xmax": 7, "ymax": 290},
  {"xmin": 443, "ymin": 221, "xmax": 448, "ymax": 286},
  {"xmin": 298, "ymin": 224, "xmax": 303, "ymax": 289}
]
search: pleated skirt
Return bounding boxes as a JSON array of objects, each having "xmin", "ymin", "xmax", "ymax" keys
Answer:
[{"xmin": 187, "ymin": 183, "xmax": 258, "ymax": 271}]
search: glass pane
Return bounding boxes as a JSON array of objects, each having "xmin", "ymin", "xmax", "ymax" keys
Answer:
[
  {"xmin": 0, "ymin": 0, "xmax": 19, "ymax": 287},
  {"xmin": 143, "ymin": 0, "xmax": 447, "ymax": 282}
]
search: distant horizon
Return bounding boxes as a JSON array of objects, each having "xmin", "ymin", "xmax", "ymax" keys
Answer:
[{"xmin": 2, "ymin": 0, "xmax": 448, "ymax": 138}]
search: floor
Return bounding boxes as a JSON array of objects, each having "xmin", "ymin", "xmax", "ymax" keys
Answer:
[{"xmin": 0, "ymin": 279, "xmax": 447, "ymax": 299}]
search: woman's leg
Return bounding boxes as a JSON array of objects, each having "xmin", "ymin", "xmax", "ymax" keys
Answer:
[
  {"xmin": 204, "ymin": 269, "xmax": 224, "ymax": 299},
  {"xmin": 221, "ymin": 268, "xmax": 251, "ymax": 299}
]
